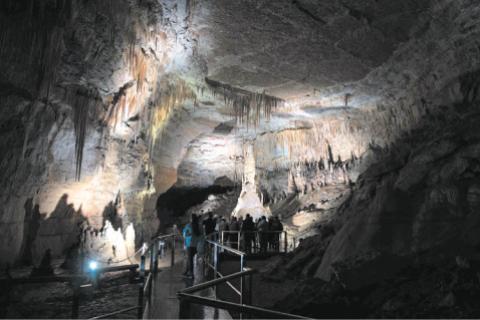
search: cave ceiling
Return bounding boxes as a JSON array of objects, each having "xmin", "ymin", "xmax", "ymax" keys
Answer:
[{"xmin": 194, "ymin": 0, "xmax": 429, "ymax": 101}]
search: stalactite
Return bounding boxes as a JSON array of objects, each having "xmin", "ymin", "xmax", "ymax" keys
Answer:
[
  {"xmin": 147, "ymin": 77, "xmax": 196, "ymax": 153},
  {"xmin": 65, "ymin": 87, "xmax": 101, "ymax": 181},
  {"xmin": 205, "ymin": 77, "xmax": 284, "ymax": 127},
  {"xmin": 74, "ymin": 97, "xmax": 88, "ymax": 181}
]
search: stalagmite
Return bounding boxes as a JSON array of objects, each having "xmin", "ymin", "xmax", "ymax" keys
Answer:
[{"xmin": 231, "ymin": 142, "xmax": 271, "ymax": 220}]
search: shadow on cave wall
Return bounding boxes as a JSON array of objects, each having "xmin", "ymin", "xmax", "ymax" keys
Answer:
[
  {"xmin": 101, "ymin": 199, "xmax": 123, "ymax": 232},
  {"xmin": 17, "ymin": 192, "xmax": 132, "ymax": 270},
  {"xmin": 31, "ymin": 194, "xmax": 87, "ymax": 265},
  {"xmin": 18, "ymin": 198, "xmax": 42, "ymax": 266}
]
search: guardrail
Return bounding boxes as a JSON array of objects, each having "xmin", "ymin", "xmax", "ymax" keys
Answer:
[
  {"xmin": 92, "ymin": 232, "xmax": 178, "ymax": 319},
  {"xmin": 220, "ymin": 230, "xmax": 295, "ymax": 254},
  {"xmin": 205, "ymin": 239, "xmax": 247, "ymax": 301},
  {"xmin": 177, "ymin": 265, "xmax": 308, "ymax": 319}
]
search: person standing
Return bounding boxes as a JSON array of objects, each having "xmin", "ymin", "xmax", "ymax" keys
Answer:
[
  {"xmin": 272, "ymin": 216, "xmax": 284, "ymax": 252},
  {"xmin": 203, "ymin": 212, "xmax": 216, "ymax": 239},
  {"xmin": 257, "ymin": 216, "xmax": 269, "ymax": 254},
  {"xmin": 229, "ymin": 217, "xmax": 240, "ymax": 247},
  {"xmin": 241, "ymin": 214, "xmax": 255, "ymax": 254},
  {"xmin": 183, "ymin": 214, "xmax": 201, "ymax": 278},
  {"xmin": 215, "ymin": 217, "xmax": 228, "ymax": 244}
]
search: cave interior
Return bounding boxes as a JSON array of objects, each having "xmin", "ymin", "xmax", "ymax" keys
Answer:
[{"xmin": 1, "ymin": 0, "xmax": 480, "ymax": 318}]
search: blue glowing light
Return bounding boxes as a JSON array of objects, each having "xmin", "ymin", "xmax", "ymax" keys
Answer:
[{"xmin": 89, "ymin": 261, "xmax": 98, "ymax": 271}]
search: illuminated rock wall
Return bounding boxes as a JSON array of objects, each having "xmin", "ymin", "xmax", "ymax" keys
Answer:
[{"xmin": 0, "ymin": 0, "xmax": 201, "ymax": 266}]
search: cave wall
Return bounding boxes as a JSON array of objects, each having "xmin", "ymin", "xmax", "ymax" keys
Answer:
[{"xmin": 0, "ymin": 0, "xmax": 202, "ymax": 266}]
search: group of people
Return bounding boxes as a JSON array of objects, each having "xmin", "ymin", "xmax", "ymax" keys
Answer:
[
  {"xmin": 233, "ymin": 214, "xmax": 284, "ymax": 254},
  {"xmin": 182, "ymin": 212, "xmax": 284, "ymax": 278}
]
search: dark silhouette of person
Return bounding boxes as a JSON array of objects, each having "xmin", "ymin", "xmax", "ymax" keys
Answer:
[
  {"xmin": 257, "ymin": 216, "xmax": 269, "ymax": 254},
  {"xmin": 272, "ymin": 216, "xmax": 284, "ymax": 252},
  {"xmin": 202, "ymin": 212, "xmax": 216, "ymax": 238},
  {"xmin": 267, "ymin": 217, "xmax": 274, "ymax": 250},
  {"xmin": 241, "ymin": 214, "xmax": 255, "ymax": 254},
  {"xmin": 229, "ymin": 217, "xmax": 240, "ymax": 247}
]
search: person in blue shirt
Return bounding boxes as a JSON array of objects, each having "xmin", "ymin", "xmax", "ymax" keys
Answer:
[{"xmin": 183, "ymin": 214, "xmax": 201, "ymax": 277}]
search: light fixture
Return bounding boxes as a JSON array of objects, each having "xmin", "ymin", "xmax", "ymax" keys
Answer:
[{"xmin": 89, "ymin": 261, "xmax": 98, "ymax": 271}]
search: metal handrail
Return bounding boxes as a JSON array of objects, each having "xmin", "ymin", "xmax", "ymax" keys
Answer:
[
  {"xmin": 178, "ymin": 293, "xmax": 309, "ymax": 319},
  {"xmin": 89, "ymin": 232, "xmax": 178, "ymax": 320},
  {"xmin": 220, "ymin": 230, "xmax": 292, "ymax": 253},
  {"xmin": 180, "ymin": 268, "xmax": 256, "ymax": 294},
  {"xmin": 138, "ymin": 232, "xmax": 177, "ymax": 318},
  {"xmin": 206, "ymin": 239, "xmax": 245, "ymax": 256},
  {"xmin": 205, "ymin": 239, "xmax": 247, "ymax": 303},
  {"xmin": 177, "ymin": 268, "xmax": 308, "ymax": 319},
  {"xmin": 214, "ymin": 269, "xmax": 241, "ymax": 296}
]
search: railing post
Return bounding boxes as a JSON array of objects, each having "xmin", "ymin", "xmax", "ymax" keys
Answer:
[
  {"xmin": 150, "ymin": 244, "xmax": 155, "ymax": 273},
  {"xmin": 140, "ymin": 254, "xmax": 146, "ymax": 278},
  {"xmin": 214, "ymin": 243, "xmax": 218, "ymax": 297},
  {"xmin": 248, "ymin": 273, "xmax": 253, "ymax": 305},
  {"xmin": 237, "ymin": 231, "xmax": 240, "ymax": 251},
  {"xmin": 240, "ymin": 274, "xmax": 246, "ymax": 320},
  {"xmin": 171, "ymin": 235, "xmax": 175, "ymax": 267},
  {"xmin": 155, "ymin": 240, "xmax": 162, "ymax": 273},
  {"xmin": 240, "ymin": 274, "xmax": 246, "ymax": 304},
  {"xmin": 284, "ymin": 231, "xmax": 288, "ymax": 253},
  {"xmin": 214, "ymin": 244, "xmax": 218, "ymax": 278}
]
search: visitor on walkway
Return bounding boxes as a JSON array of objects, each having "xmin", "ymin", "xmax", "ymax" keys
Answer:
[
  {"xmin": 257, "ymin": 216, "xmax": 269, "ymax": 254},
  {"xmin": 203, "ymin": 212, "xmax": 216, "ymax": 240},
  {"xmin": 267, "ymin": 217, "xmax": 274, "ymax": 250},
  {"xmin": 215, "ymin": 217, "xmax": 228, "ymax": 243},
  {"xmin": 183, "ymin": 214, "xmax": 201, "ymax": 278},
  {"xmin": 229, "ymin": 217, "xmax": 240, "ymax": 247},
  {"xmin": 241, "ymin": 214, "xmax": 255, "ymax": 254},
  {"xmin": 272, "ymin": 216, "xmax": 284, "ymax": 252}
]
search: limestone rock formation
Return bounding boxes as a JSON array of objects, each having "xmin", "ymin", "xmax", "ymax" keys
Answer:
[
  {"xmin": 1, "ymin": 7, "xmax": 480, "ymax": 318},
  {"xmin": 232, "ymin": 143, "xmax": 271, "ymax": 220}
]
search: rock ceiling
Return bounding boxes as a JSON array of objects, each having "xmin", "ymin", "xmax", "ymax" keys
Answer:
[{"xmin": 196, "ymin": 0, "xmax": 430, "ymax": 100}]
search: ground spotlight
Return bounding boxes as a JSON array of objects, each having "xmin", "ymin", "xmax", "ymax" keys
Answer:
[{"xmin": 89, "ymin": 261, "xmax": 98, "ymax": 271}]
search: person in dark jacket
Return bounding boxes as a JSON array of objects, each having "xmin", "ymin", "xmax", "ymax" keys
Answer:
[
  {"xmin": 229, "ymin": 217, "xmax": 240, "ymax": 247},
  {"xmin": 203, "ymin": 212, "xmax": 216, "ymax": 238},
  {"xmin": 271, "ymin": 216, "xmax": 284, "ymax": 252},
  {"xmin": 241, "ymin": 214, "xmax": 255, "ymax": 254},
  {"xmin": 257, "ymin": 216, "xmax": 269, "ymax": 254}
]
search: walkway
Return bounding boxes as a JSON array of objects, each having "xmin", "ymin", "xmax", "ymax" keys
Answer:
[{"xmin": 143, "ymin": 255, "xmax": 231, "ymax": 319}]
